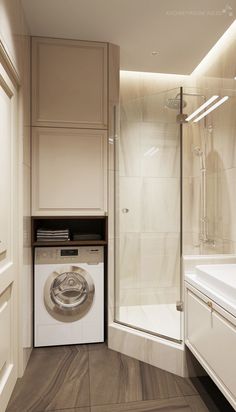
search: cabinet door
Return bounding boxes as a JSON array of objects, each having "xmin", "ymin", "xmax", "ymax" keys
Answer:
[
  {"xmin": 32, "ymin": 128, "xmax": 107, "ymax": 215},
  {"xmin": 32, "ymin": 37, "xmax": 107, "ymax": 129},
  {"xmin": 186, "ymin": 287, "xmax": 236, "ymax": 406}
]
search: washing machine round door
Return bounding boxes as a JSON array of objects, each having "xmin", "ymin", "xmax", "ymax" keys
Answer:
[{"xmin": 44, "ymin": 266, "xmax": 95, "ymax": 322}]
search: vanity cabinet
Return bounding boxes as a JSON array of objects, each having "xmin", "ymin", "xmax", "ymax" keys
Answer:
[
  {"xmin": 32, "ymin": 127, "xmax": 107, "ymax": 216},
  {"xmin": 32, "ymin": 37, "xmax": 107, "ymax": 129},
  {"xmin": 185, "ymin": 284, "xmax": 236, "ymax": 409}
]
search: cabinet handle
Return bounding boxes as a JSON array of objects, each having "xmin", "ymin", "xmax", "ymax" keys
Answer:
[{"xmin": 207, "ymin": 301, "xmax": 213, "ymax": 312}]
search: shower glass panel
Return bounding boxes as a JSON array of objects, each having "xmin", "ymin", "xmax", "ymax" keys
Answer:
[
  {"xmin": 182, "ymin": 87, "xmax": 236, "ymax": 255},
  {"xmin": 114, "ymin": 87, "xmax": 182, "ymax": 343}
]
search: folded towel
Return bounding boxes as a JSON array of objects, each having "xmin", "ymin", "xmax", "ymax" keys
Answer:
[{"xmin": 37, "ymin": 228, "xmax": 70, "ymax": 242}]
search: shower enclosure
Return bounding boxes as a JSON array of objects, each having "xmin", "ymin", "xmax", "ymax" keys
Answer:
[
  {"xmin": 113, "ymin": 87, "xmax": 183, "ymax": 343},
  {"xmin": 109, "ymin": 84, "xmax": 233, "ymax": 375}
]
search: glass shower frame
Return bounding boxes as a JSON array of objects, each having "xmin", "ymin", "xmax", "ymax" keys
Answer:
[{"xmin": 113, "ymin": 86, "xmax": 184, "ymax": 344}]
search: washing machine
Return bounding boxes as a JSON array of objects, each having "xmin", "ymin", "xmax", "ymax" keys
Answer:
[{"xmin": 34, "ymin": 246, "xmax": 104, "ymax": 347}]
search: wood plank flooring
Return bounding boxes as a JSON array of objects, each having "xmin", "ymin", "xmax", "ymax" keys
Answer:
[{"xmin": 6, "ymin": 343, "xmax": 234, "ymax": 412}]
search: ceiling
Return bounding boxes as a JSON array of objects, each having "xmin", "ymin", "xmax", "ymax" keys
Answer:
[{"xmin": 21, "ymin": 0, "xmax": 235, "ymax": 74}]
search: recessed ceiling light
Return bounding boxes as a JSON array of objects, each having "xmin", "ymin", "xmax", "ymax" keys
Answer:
[
  {"xmin": 234, "ymin": 76, "xmax": 236, "ymax": 80},
  {"xmin": 151, "ymin": 51, "xmax": 159, "ymax": 56}
]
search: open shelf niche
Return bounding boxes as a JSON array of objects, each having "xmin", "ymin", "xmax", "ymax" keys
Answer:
[{"xmin": 32, "ymin": 216, "xmax": 108, "ymax": 247}]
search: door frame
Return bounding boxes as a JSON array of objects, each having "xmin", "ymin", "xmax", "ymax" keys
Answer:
[{"xmin": 0, "ymin": 46, "xmax": 21, "ymax": 411}]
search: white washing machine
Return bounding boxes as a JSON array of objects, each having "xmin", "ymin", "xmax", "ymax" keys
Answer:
[{"xmin": 34, "ymin": 246, "xmax": 104, "ymax": 347}]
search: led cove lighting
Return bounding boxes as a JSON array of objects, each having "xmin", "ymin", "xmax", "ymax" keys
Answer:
[
  {"xmin": 185, "ymin": 95, "xmax": 219, "ymax": 122},
  {"xmin": 193, "ymin": 96, "xmax": 229, "ymax": 123},
  {"xmin": 192, "ymin": 20, "xmax": 236, "ymax": 76}
]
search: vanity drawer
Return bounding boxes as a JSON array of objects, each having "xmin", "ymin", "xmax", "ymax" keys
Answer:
[{"xmin": 186, "ymin": 287, "xmax": 236, "ymax": 402}]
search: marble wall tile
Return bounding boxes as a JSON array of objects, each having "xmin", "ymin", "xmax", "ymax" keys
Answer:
[
  {"xmin": 120, "ymin": 71, "xmax": 143, "ymax": 103},
  {"xmin": 119, "ymin": 121, "xmax": 141, "ymax": 177},
  {"xmin": 118, "ymin": 232, "xmax": 181, "ymax": 293},
  {"xmin": 142, "ymin": 77, "xmax": 188, "ymax": 98},
  {"xmin": 119, "ymin": 288, "xmax": 141, "ymax": 307},
  {"xmin": 183, "ymin": 123, "xmax": 202, "ymax": 179},
  {"xmin": 120, "ymin": 120, "xmax": 180, "ymax": 179},
  {"xmin": 141, "ymin": 122, "xmax": 180, "ymax": 179},
  {"xmin": 183, "ymin": 176, "xmax": 200, "ymax": 235},
  {"xmin": 142, "ymin": 178, "xmax": 180, "ymax": 233},
  {"xmin": 206, "ymin": 97, "xmax": 236, "ymax": 171},
  {"xmin": 139, "ymin": 286, "xmax": 180, "ymax": 306},
  {"xmin": 223, "ymin": 239, "xmax": 235, "ymax": 254},
  {"xmin": 220, "ymin": 168, "xmax": 236, "ymax": 241},
  {"xmin": 120, "ymin": 71, "xmax": 190, "ymax": 105},
  {"xmin": 142, "ymin": 92, "xmax": 178, "ymax": 124},
  {"xmin": 119, "ymin": 286, "xmax": 180, "ymax": 307},
  {"xmin": 119, "ymin": 233, "xmax": 140, "ymax": 290},
  {"xmin": 206, "ymin": 172, "xmax": 222, "ymax": 240},
  {"xmin": 121, "ymin": 99, "xmax": 143, "ymax": 123},
  {"xmin": 182, "ymin": 232, "xmax": 201, "ymax": 255},
  {"xmin": 138, "ymin": 233, "xmax": 180, "ymax": 289}
]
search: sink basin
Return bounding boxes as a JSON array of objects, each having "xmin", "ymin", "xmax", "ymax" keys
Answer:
[
  {"xmin": 185, "ymin": 264, "xmax": 236, "ymax": 317},
  {"xmin": 195, "ymin": 264, "xmax": 236, "ymax": 304}
]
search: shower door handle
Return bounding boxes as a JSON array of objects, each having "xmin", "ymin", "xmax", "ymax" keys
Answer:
[{"xmin": 113, "ymin": 104, "xmax": 119, "ymax": 140}]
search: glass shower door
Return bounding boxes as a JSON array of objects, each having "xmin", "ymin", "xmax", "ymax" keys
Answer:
[{"xmin": 114, "ymin": 87, "xmax": 183, "ymax": 343}]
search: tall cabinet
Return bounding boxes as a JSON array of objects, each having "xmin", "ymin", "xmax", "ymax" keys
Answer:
[{"xmin": 31, "ymin": 36, "xmax": 119, "ymax": 216}]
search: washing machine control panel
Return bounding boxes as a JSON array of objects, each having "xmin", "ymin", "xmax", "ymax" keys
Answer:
[
  {"xmin": 60, "ymin": 249, "xmax": 78, "ymax": 257},
  {"xmin": 35, "ymin": 246, "xmax": 103, "ymax": 264}
]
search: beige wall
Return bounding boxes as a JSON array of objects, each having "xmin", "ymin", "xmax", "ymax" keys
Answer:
[{"xmin": 0, "ymin": 0, "xmax": 32, "ymax": 374}]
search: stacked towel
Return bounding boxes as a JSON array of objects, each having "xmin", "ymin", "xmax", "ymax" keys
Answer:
[{"xmin": 37, "ymin": 229, "xmax": 70, "ymax": 242}]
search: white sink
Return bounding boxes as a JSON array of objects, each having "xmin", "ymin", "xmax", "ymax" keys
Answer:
[
  {"xmin": 195, "ymin": 264, "xmax": 236, "ymax": 303},
  {"xmin": 185, "ymin": 264, "xmax": 236, "ymax": 317}
]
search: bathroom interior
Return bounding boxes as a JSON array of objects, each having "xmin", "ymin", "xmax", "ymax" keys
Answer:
[{"xmin": 1, "ymin": 1, "xmax": 236, "ymax": 411}]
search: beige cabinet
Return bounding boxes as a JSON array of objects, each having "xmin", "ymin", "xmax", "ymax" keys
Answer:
[
  {"xmin": 32, "ymin": 128, "xmax": 107, "ymax": 216},
  {"xmin": 32, "ymin": 37, "xmax": 108, "ymax": 129},
  {"xmin": 185, "ymin": 284, "xmax": 236, "ymax": 409},
  {"xmin": 31, "ymin": 39, "xmax": 119, "ymax": 216}
]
